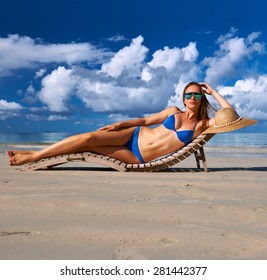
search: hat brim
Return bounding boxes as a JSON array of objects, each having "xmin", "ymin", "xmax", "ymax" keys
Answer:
[{"xmin": 203, "ymin": 118, "xmax": 257, "ymax": 134}]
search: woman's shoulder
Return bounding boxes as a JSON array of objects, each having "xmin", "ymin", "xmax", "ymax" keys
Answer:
[{"xmin": 167, "ymin": 106, "xmax": 183, "ymax": 114}]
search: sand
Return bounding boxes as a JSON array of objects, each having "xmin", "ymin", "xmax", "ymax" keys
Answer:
[{"xmin": 0, "ymin": 151, "xmax": 267, "ymax": 260}]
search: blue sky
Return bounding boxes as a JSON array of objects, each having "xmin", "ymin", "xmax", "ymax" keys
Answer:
[{"xmin": 1, "ymin": 0, "xmax": 267, "ymax": 133}]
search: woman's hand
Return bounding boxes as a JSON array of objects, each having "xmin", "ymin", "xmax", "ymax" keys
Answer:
[
  {"xmin": 98, "ymin": 122, "xmax": 123, "ymax": 131},
  {"xmin": 200, "ymin": 82, "xmax": 232, "ymax": 109},
  {"xmin": 200, "ymin": 82, "xmax": 215, "ymax": 95}
]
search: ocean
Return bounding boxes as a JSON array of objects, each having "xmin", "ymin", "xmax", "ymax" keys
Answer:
[
  {"xmin": 204, "ymin": 132, "xmax": 267, "ymax": 157},
  {"xmin": 1, "ymin": 132, "xmax": 267, "ymax": 157}
]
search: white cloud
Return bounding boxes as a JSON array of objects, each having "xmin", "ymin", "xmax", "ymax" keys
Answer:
[
  {"xmin": 0, "ymin": 111, "xmax": 21, "ymax": 120},
  {"xmin": 38, "ymin": 66, "xmax": 76, "ymax": 112},
  {"xmin": 35, "ymin": 68, "xmax": 47, "ymax": 79},
  {"xmin": 22, "ymin": 84, "xmax": 38, "ymax": 105},
  {"xmin": 74, "ymin": 76, "xmax": 169, "ymax": 114},
  {"xmin": 0, "ymin": 34, "xmax": 112, "ymax": 76},
  {"xmin": 2, "ymin": 31, "xmax": 267, "ymax": 124},
  {"xmin": 216, "ymin": 26, "xmax": 238, "ymax": 44},
  {"xmin": 217, "ymin": 75, "xmax": 267, "ymax": 119},
  {"xmin": 0, "ymin": 99, "xmax": 23, "ymax": 120},
  {"xmin": 203, "ymin": 29, "xmax": 264, "ymax": 85},
  {"xmin": 48, "ymin": 115, "xmax": 68, "ymax": 121},
  {"xmin": 101, "ymin": 35, "xmax": 148, "ymax": 78},
  {"xmin": 106, "ymin": 35, "xmax": 128, "ymax": 42},
  {"xmin": 0, "ymin": 99, "xmax": 23, "ymax": 110},
  {"xmin": 34, "ymin": 36, "xmax": 191, "ymax": 115},
  {"xmin": 25, "ymin": 114, "xmax": 44, "ymax": 121},
  {"xmin": 38, "ymin": 33, "xmax": 264, "ymax": 119},
  {"xmin": 146, "ymin": 42, "xmax": 198, "ymax": 72}
]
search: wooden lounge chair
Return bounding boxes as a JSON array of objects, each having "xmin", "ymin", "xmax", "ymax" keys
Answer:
[{"xmin": 22, "ymin": 133, "xmax": 215, "ymax": 172}]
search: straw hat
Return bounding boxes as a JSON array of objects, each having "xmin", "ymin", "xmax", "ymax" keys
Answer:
[{"xmin": 203, "ymin": 107, "xmax": 257, "ymax": 134}]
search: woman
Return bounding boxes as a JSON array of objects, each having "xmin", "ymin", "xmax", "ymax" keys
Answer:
[{"xmin": 7, "ymin": 82, "xmax": 232, "ymax": 166}]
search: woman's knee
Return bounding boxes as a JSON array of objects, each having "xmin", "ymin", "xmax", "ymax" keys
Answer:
[
  {"xmin": 81, "ymin": 132, "xmax": 97, "ymax": 145},
  {"xmin": 68, "ymin": 132, "xmax": 95, "ymax": 146}
]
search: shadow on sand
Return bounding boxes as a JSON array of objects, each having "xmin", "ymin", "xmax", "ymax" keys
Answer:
[{"xmin": 37, "ymin": 166, "xmax": 267, "ymax": 173}]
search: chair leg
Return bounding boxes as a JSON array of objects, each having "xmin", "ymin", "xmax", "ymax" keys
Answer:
[{"xmin": 194, "ymin": 147, "xmax": 208, "ymax": 172}]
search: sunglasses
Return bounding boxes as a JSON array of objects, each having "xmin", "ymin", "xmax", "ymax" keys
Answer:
[{"xmin": 185, "ymin": 92, "xmax": 202, "ymax": 100}]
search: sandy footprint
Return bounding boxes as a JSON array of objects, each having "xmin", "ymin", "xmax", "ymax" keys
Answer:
[
  {"xmin": 0, "ymin": 231, "xmax": 40, "ymax": 237},
  {"xmin": 115, "ymin": 238, "xmax": 180, "ymax": 260}
]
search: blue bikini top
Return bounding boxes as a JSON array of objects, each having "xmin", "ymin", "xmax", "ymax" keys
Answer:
[{"xmin": 163, "ymin": 113, "xmax": 198, "ymax": 145}]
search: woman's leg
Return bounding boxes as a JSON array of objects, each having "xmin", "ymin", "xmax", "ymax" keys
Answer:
[
  {"xmin": 8, "ymin": 144, "xmax": 141, "ymax": 165},
  {"xmin": 87, "ymin": 145, "xmax": 141, "ymax": 163},
  {"xmin": 8, "ymin": 127, "xmax": 137, "ymax": 165}
]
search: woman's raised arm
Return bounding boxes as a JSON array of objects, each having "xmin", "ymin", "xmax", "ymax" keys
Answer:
[
  {"xmin": 200, "ymin": 82, "xmax": 232, "ymax": 109},
  {"xmin": 200, "ymin": 82, "xmax": 233, "ymax": 128}
]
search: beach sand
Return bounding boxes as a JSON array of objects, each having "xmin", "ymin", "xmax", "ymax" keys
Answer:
[{"xmin": 0, "ymin": 151, "xmax": 267, "ymax": 260}]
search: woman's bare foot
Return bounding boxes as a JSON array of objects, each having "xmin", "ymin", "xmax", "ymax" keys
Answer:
[
  {"xmin": 6, "ymin": 150, "xmax": 35, "ymax": 158},
  {"xmin": 9, "ymin": 152, "xmax": 38, "ymax": 166}
]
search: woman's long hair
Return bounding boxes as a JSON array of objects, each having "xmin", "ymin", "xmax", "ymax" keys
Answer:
[{"xmin": 182, "ymin": 82, "xmax": 216, "ymax": 129}]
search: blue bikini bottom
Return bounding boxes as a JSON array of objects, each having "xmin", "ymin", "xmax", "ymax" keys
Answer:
[{"xmin": 125, "ymin": 126, "xmax": 145, "ymax": 163}]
